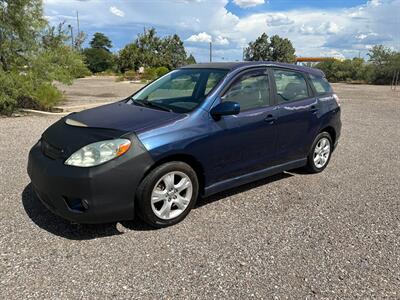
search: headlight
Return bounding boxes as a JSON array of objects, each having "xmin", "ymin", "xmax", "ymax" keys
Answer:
[{"xmin": 65, "ymin": 138, "xmax": 131, "ymax": 167}]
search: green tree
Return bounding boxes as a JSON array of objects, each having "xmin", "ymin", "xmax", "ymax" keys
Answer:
[
  {"xmin": 269, "ymin": 35, "xmax": 296, "ymax": 63},
  {"xmin": 117, "ymin": 28, "xmax": 195, "ymax": 73},
  {"xmin": 244, "ymin": 33, "xmax": 270, "ymax": 61},
  {"xmin": 89, "ymin": 32, "xmax": 112, "ymax": 51},
  {"xmin": 41, "ymin": 21, "xmax": 69, "ymax": 50},
  {"xmin": 368, "ymin": 45, "xmax": 393, "ymax": 66},
  {"xmin": 0, "ymin": 0, "xmax": 46, "ymax": 70},
  {"xmin": 160, "ymin": 34, "xmax": 187, "ymax": 69},
  {"xmin": 83, "ymin": 48, "xmax": 114, "ymax": 73},
  {"xmin": 367, "ymin": 45, "xmax": 399, "ymax": 84},
  {"xmin": 117, "ymin": 43, "xmax": 139, "ymax": 73},
  {"xmin": 244, "ymin": 33, "xmax": 296, "ymax": 63},
  {"xmin": 0, "ymin": 1, "xmax": 89, "ymax": 114},
  {"xmin": 84, "ymin": 33, "xmax": 114, "ymax": 73},
  {"xmin": 186, "ymin": 54, "xmax": 196, "ymax": 65},
  {"xmin": 135, "ymin": 28, "xmax": 162, "ymax": 68}
]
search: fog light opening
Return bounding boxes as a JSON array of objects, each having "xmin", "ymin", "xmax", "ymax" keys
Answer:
[{"xmin": 63, "ymin": 197, "xmax": 89, "ymax": 213}]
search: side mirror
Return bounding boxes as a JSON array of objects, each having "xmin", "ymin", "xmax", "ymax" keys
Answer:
[{"xmin": 210, "ymin": 101, "xmax": 240, "ymax": 120}]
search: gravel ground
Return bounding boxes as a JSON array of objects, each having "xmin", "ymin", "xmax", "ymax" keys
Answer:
[{"xmin": 0, "ymin": 83, "xmax": 399, "ymax": 299}]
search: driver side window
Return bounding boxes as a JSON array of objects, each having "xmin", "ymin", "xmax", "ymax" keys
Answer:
[{"xmin": 222, "ymin": 69, "xmax": 270, "ymax": 111}]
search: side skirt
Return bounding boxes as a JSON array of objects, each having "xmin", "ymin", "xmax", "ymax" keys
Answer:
[{"xmin": 203, "ymin": 158, "xmax": 307, "ymax": 197}]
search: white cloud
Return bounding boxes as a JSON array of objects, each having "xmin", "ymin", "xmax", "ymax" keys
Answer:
[
  {"xmin": 44, "ymin": 0, "xmax": 400, "ymax": 61},
  {"xmin": 299, "ymin": 22, "xmax": 340, "ymax": 35},
  {"xmin": 266, "ymin": 13, "xmax": 293, "ymax": 26},
  {"xmin": 109, "ymin": 6, "xmax": 125, "ymax": 17},
  {"xmin": 214, "ymin": 35, "xmax": 229, "ymax": 45},
  {"xmin": 186, "ymin": 32, "xmax": 212, "ymax": 43},
  {"xmin": 368, "ymin": 0, "xmax": 382, "ymax": 7},
  {"xmin": 187, "ymin": 32, "xmax": 229, "ymax": 45},
  {"xmin": 233, "ymin": 0, "xmax": 265, "ymax": 8}
]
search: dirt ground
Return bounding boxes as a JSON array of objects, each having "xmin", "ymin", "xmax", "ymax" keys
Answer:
[{"xmin": 55, "ymin": 76, "xmax": 145, "ymax": 108}]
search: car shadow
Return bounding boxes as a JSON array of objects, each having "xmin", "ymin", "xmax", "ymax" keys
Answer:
[
  {"xmin": 21, "ymin": 184, "xmax": 154, "ymax": 240},
  {"xmin": 195, "ymin": 172, "xmax": 293, "ymax": 208},
  {"xmin": 22, "ymin": 172, "xmax": 294, "ymax": 240}
]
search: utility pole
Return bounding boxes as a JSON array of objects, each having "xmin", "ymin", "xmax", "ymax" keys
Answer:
[
  {"xmin": 68, "ymin": 25, "xmax": 74, "ymax": 48},
  {"xmin": 76, "ymin": 11, "xmax": 80, "ymax": 34},
  {"xmin": 76, "ymin": 11, "xmax": 80, "ymax": 50},
  {"xmin": 209, "ymin": 42, "xmax": 212, "ymax": 62}
]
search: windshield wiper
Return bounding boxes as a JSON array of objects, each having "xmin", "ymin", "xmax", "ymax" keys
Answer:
[{"xmin": 132, "ymin": 99, "xmax": 173, "ymax": 112}]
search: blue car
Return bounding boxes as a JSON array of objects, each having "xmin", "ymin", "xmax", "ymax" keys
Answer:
[{"xmin": 28, "ymin": 62, "xmax": 341, "ymax": 227}]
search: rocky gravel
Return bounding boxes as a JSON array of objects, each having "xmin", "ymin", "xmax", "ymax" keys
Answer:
[{"xmin": 0, "ymin": 83, "xmax": 399, "ymax": 299}]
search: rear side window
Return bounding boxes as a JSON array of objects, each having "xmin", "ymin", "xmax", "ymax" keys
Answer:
[
  {"xmin": 222, "ymin": 69, "xmax": 271, "ymax": 111},
  {"xmin": 273, "ymin": 69, "xmax": 310, "ymax": 103},
  {"xmin": 309, "ymin": 74, "xmax": 332, "ymax": 95}
]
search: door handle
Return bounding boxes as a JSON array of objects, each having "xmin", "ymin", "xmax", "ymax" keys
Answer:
[
  {"xmin": 264, "ymin": 114, "xmax": 276, "ymax": 123},
  {"xmin": 310, "ymin": 105, "xmax": 319, "ymax": 113}
]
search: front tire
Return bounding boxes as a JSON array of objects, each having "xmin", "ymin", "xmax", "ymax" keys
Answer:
[
  {"xmin": 305, "ymin": 132, "xmax": 333, "ymax": 173},
  {"xmin": 136, "ymin": 161, "xmax": 199, "ymax": 228}
]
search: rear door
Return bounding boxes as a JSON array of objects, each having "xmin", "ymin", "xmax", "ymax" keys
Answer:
[{"xmin": 271, "ymin": 68, "xmax": 319, "ymax": 163}]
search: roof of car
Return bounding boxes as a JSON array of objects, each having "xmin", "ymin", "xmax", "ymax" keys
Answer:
[{"xmin": 180, "ymin": 61, "xmax": 324, "ymax": 76}]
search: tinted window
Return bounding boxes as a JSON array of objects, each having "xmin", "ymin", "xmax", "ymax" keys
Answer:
[
  {"xmin": 147, "ymin": 73, "xmax": 199, "ymax": 100},
  {"xmin": 309, "ymin": 74, "xmax": 332, "ymax": 95},
  {"xmin": 130, "ymin": 68, "xmax": 228, "ymax": 113},
  {"xmin": 273, "ymin": 69, "xmax": 310, "ymax": 103},
  {"xmin": 222, "ymin": 70, "xmax": 270, "ymax": 111},
  {"xmin": 205, "ymin": 72, "xmax": 227, "ymax": 94}
]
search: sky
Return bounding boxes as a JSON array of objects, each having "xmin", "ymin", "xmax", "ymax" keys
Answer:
[{"xmin": 43, "ymin": 0, "xmax": 400, "ymax": 62}]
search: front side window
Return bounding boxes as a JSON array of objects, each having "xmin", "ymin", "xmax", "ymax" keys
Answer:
[
  {"xmin": 222, "ymin": 70, "xmax": 270, "ymax": 111},
  {"xmin": 273, "ymin": 69, "xmax": 310, "ymax": 103},
  {"xmin": 309, "ymin": 74, "xmax": 332, "ymax": 95},
  {"xmin": 129, "ymin": 68, "xmax": 228, "ymax": 113}
]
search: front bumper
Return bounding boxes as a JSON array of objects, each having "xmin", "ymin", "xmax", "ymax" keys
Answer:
[{"xmin": 27, "ymin": 135, "xmax": 154, "ymax": 224}]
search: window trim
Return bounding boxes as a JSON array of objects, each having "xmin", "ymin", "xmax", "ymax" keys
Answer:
[
  {"xmin": 219, "ymin": 67, "xmax": 274, "ymax": 112},
  {"xmin": 270, "ymin": 67, "xmax": 315, "ymax": 104}
]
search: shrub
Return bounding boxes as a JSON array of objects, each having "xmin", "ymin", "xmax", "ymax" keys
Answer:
[
  {"xmin": 155, "ymin": 66, "xmax": 169, "ymax": 77},
  {"xmin": 0, "ymin": 94, "xmax": 17, "ymax": 116},
  {"xmin": 141, "ymin": 67, "xmax": 169, "ymax": 81},
  {"xmin": 95, "ymin": 69, "xmax": 117, "ymax": 76},
  {"xmin": 33, "ymin": 83, "xmax": 63, "ymax": 110},
  {"xmin": 142, "ymin": 68, "xmax": 158, "ymax": 80},
  {"xmin": 0, "ymin": 71, "xmax": 25, "ymax": 115},
  {"xmin": 0, "ymin": 69, "xmax": 64, "ymax": 114},
  {"xmin": 124, "ymin": 70, "xmax": 137, "ymax": 80}
]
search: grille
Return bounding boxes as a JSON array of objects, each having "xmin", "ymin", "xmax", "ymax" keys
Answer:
[{"xmin": 41, "ymin": 139, "xmax": 64, "ymax": 159}]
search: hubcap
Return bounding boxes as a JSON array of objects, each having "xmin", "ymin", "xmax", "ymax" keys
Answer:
[
  {"xmin": 313, "ymin": 137, "xmax": 331, "ymax": 168},
  {"xmin": 151, "ymin": 171, "xmax": 193, "ymax": 220}
]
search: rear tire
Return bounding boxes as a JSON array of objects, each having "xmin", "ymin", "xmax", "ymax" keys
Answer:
[
  {"xmin": 136, "ymin": 161, "xmax": 199, "ymax": 228},
  {"xmin": 305, "ymin": 132, "xmax": 333, "ymax": 173}
]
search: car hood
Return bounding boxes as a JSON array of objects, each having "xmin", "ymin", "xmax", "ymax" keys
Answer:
[{"xmin": 65, "ymin": 102, "xmax": 183, "ymax": 133}]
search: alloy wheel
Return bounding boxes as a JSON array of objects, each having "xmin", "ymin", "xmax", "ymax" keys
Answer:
[
  {"xmin": 150, "ymin": 171, "xmax": 193, "ymax": 220},
  {"xmin": 313, "ymin": 137, "xmax": 331, "ymax": 169}
]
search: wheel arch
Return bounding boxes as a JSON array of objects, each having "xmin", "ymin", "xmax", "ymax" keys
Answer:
[
  {"xmin": 140, "ymin": 153, "xmax": 206, "ymax": 195},
  {"xmin": 320, "ymin": 126, "xmax": 336, "ymax": 145}
]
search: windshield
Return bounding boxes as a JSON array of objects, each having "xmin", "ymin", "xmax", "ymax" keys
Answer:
[{"xmin": 128, "ymin": 68, "xmax": 228, "ymax": 113}]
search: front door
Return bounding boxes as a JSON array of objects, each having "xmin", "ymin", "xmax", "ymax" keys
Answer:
[{"xmin": 209, "ymin": 68, "xmax": 278, "ymax": 182}]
